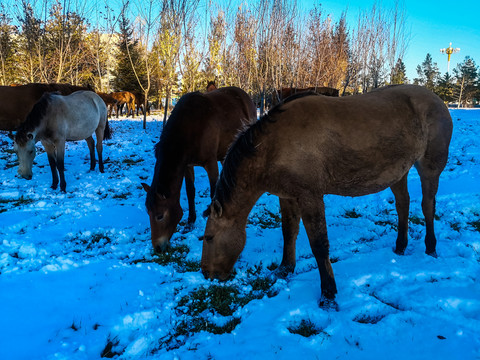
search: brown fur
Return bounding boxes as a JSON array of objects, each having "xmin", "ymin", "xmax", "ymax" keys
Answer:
[
  {"xmin": 109, "ymin": 91, "xmax": 136, "ymax": 118},
  {"xmin": 143, "ymin": 86, "xmax": 257, "ymax": 252},
  {"xmin": 201, "ymin": 84, "xmax": 453, "ymax": 306},
  {"xmin": 206, "ymin": 81, "xmax": 217, "ymax": 92},
  {"xmin": 97, "ymin": 92, "xmax": 119, "ymax": 117},
  {"xmin": 132, "ymin": 91, "xmax": 150, "ymax": 116},
  {"xmin": 272, "ymin": 86, "xmax": 339, "ymax": 106},
  {"xmin": 0, "ymin": 83, "xmax": 92, "ymax": 131}
]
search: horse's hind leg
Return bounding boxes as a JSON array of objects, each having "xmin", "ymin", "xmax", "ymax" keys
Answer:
[
  {"xmin": 95, "ymin": 127, "xmax": 105, "ymax": 173},
  {"xmin": 275, "ymin": 198, "xmax": 301, "ymax": 278},
  {"xmin": 390, "ymin": 173, "xmax": 410, "ymax": 255},
  {"xmin": 85, "ymin": 136, "xmax": 96, "ymax": 171},
  {"xmin": 185, "ymin": 165, "xmax": 196, "ymax": 224},
  {"xmin": 415, "ymin": 159, "xmax": 444, "ymax": 257}
]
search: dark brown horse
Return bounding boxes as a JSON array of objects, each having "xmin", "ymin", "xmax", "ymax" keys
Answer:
[
  {"xmin": 272, "ymin": 86, "xmax": 339, "ymax": 106},
  {"xmin": 132, "ymin": 91, "xmax": 150, "ymax": 116},
  {"xmin": 0, "ymin": 83, "xmax": 92, "ymax": 131},
  {"xmin": 142, "ymin": 86, "xmax": 257, "ymax": 252},
  {"xmin": 97, "ymin": 92, "xmax": 119, "ymax": 118},
  {"xmin": 201, "ymin": 85, "xmax": 452, "ymax": 307},
  {"xmin": 110, "ymin": 91, "xmax": 136, "ymax": 118}
]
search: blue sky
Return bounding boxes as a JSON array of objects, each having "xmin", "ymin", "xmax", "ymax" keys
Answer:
[{"xmin": 304, "ymin": 0, "xmax": 480, "ymax": 80}]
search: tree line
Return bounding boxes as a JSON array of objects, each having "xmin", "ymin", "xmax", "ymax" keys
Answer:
[{"xmin": 0, "ymin": 0, "xmax": 478, "ymax": 113}]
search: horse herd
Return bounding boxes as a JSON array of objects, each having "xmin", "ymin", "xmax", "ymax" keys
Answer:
[{"xmin": 2, "ymin": 82, "xmax": 453, "ymax": 308}]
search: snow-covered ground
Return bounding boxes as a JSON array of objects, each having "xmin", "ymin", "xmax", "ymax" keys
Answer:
[{"xmin": 0, "ymin": 109, "xmax": 479, "ymax": 360}]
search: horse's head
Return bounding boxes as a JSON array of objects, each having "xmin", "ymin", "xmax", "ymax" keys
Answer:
[
  {"xmin": 142, "ymin": 183, "xmax": 183, "ymax": 253},
  {"xmin": 200, "ymin": 200, "xmax": 246, "ymax": 281},
  {"xmin": 13, "ymin": 132, "xmax": 36, "ymax": 180}
]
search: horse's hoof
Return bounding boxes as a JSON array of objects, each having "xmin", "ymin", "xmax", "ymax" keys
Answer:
[
  {"xmin": 426, "ymin": 250, "xmax": 438, "ymax": 258},
  {"xmin": 271, "ymin": 265, "xmax": 295, "ymax": 279},
  {"xmin": 394, "ymin": 248, "xmax": 405, "ymax": 255},
  {"xmin": 318, "ymin": 296, "xmax": 339, "ymax": 311}
]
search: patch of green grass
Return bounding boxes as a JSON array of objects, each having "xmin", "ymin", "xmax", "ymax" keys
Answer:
[
  {"xmin": 450, "ymin": 222, "xmax": 461, "ymax": 232},
  {"xmin": 468, "ymin": 219, "xmax": 480, "ymax": 232},
  {"xmin": 287, "ymin": 319, "xmax": 323, "ymax": 337},
  {"xmin": 133, "ymin": 244, "xmax": 200, "ymax": 272},
  {"xmin": 112, "ymin": 192, "xmax": 132, "ymax": 200},
  {"xmin": 101, "ymin": 337, "xmax": 124, "ymax": 358},
  {"xmin": 409, "ymin": 215, "xmax": 425, "ymax": 226},
  {"xmin": 174, "ymin": 316, "xmax": 241, "ymax": 336},
  {"xmin": 374, "ymin": 220, "xmax": 397, "ymax": 231},
  {"xmin": 122, "ymin": 158, "xmax": 143, "ymax": 165},
  {"xmin": 344, "ymin": 209, "xmax": 362, "ymax": 218},
  {"xmin": 0, "ymin": 196, "xmax": 35, "ymax": 212}
]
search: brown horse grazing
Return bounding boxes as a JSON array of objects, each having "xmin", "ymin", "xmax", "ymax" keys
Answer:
[
  {"xmin": 201, "ymin": 85, "xmax": 452, "ymax": 307},
  {"xmin": 142, "ymin": 86, "xmax": 257, "ymax": 253},
  {"xmin": 0, "ymin": 83, "xmax": 92, "ymax": 131},
  {"xmin": 272, "ymin": 86, "xmax": 339, "ymax": 106},
  {"xmin": 13, "ymin": 91, "xmax": 110, "ymax": 192},
  {"xmin": 110, "ymin": 91, "xmax": 136, "ymax": 118},
  {"xmin": 97, "ymin": 92, "xmax": 119, "ymax": 117}
]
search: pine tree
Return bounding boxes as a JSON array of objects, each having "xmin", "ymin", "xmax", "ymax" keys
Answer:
[
  {"xmin": 112, "ymin": 11, "xmax": 146, "ymax": 92},
  {"xmin": 390, "ymin": 58, "xmax": 407, "ymax": 84},
  {"xmin": 414, "ymin": 53, "xmax": 440, "ymax": 91},
  {"xmin": 0, "ymin": 8, "xmax": 15, "ymax": 85},
  {"xmin": 436, "ymin": 72, "xmax": 455, "ymax": 103},
  {"xmin": 453, "ymin": 56, "xmax": 479, "ymax": 107}
]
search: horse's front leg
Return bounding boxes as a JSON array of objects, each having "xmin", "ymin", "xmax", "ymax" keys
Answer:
[
  {"xmin": 275, "ymin": 197, "xmax": 301, "ymax": 278},
  {"xmin": 300, "ymin": 195, "xmax": 338, "ymax": 308},
  {"xmin": 185, "ymin": 165, "xmax": 196, "ymax": 224},
  {"xmin": 203, "ymin": 159, "xmax": 219, "ymax": 217},
  {"xmin": 43, "ymin": 142, "xmax": 59, "ymax": 190},
  {"xmin": 55, "ymin": 140, "xmax": 67, "ymax": 192},
  {"xmin": 85, "ymin": 136, "xmax": 96, "ymax": 171}
]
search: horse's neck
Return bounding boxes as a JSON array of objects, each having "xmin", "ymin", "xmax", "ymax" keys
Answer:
[{"xmin": 154, "ymin": 151, "xmax": 186, "ymax": 198}]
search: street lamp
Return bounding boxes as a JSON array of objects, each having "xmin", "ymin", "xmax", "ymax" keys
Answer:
[{"xmin": 440, "ymin": 42, "xmax": 460, "ymax": 73}]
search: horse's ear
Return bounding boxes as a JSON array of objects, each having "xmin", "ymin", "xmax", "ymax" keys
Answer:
[
  {"xmin": 213, "ymin": 199, "xmax": 223, "ymax": 218},
  {"xmin": 141, "ymin": 183, "xmax": 150, "ymax": 192}
]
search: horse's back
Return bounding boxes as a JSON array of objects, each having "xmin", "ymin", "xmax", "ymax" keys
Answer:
[{"xmin": 263, "ymin": 85, "xmax": 452, "ymax": 197}]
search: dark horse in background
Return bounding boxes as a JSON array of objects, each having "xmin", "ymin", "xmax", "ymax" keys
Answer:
[
  {"xmin": 200, "ymin": 85, "xmax": 452, "ymax": 307},
  {"xmin": 110, "ymin": 91, "xmax": 136, "ymax": 118},
  {"xmin": 0, "ymin": 83, "xmax": 92, "ymax": 131},
  {"xmin": 13, "ymin": 91, "xmax": 110, "ymax": 192},
  {"xmin": 142, "ymin": 86, "xmax": 257, "ymax": 252},
  {"xmin": 271, "ymin": 86, "xmax": 339, "ymax": 107}
]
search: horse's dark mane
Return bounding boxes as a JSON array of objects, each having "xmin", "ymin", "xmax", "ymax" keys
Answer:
[
  {"xmin": 15, "ymin": 92, "xmax": 52, "ymax": 144},
  {"xmin": 145, "ymin": 92, "xmax": 204, "ymax": 211},
  {"xmin": 215, "ymin": 91, "xmax": 319, "ymax": 205}
]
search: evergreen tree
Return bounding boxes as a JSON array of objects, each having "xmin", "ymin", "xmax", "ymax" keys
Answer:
[
  {"xmin": 112, "ymin": 11, "xmax": 146, "ymax": 92},
  {"xmin": 414, "ymin": 53, "xmax": 440, "ymax": 91},
  {"xmin": 453, "ymin": 56, "xmax": 479, "ymax": 107},
  {"xmin": 436, "ymin": 72, "xmax": 455, "ymax": 103},
  {"xmin": 390, "ymin": 58, "xmax": 407, "ymax": 84}
]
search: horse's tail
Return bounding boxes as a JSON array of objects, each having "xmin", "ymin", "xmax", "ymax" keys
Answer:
[{"xmin": 103, "ymin": 118, "xmax": 112, "ymax": 141}]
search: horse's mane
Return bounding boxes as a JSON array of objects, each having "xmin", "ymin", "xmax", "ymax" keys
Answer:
[
  {"xmin": 215, "ymin": 91, "xmax": 319, "ymax": 205},
  {"xmin": 15, "ymin": 92, "xmax": 52, "ymax": 144},
  {"xmin": 145, "ymin": 92, "xmax": 204, "ymax": 211}
]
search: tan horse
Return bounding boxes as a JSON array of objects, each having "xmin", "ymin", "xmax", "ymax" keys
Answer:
[
  {"xmin": 142, "ymin": 86, "xmax": 257, "ymax": 252},
  {"xmin": 201, "ymin": 85, "xmax": 453, "ymax": 307},
  {"xmin": 0, "ymin": 83, "xmax": 92, "ymax": 131},
  {"xmin": 13, "ymin": 91, "xmax": 109, "ymax": 192}
]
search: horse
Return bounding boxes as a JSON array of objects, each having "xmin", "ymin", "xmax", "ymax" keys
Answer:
[
  {"xmin": 272, "ymin": 86, "xmax": 339, "ymax": 107},
  {"xmin": 132, "ymin": 91, "xmax": 150, "ymax": 117},
  {"xmin": 206, "ymin": 81, "xmax": 217, "ymax": 92},
  {"xmin": 110, "ymin": 91, "xmax": 136, "ymax": 118},
  {"xmin": 97, "ymin": 92, "xmax": 119, "ymax": 118},
  {"xmin": 13, "ymin": 91, "xmax": 110, "ymax": 192},
  {"xmin": 141, "ymin": 86, "xmax": 257, "ymax": 253},
  {"xmin": 200, "ymin": 84, "xmax": 453, "ymax": 307},
  {"xmin": 0, "ymin": 83, "xmax": 92, "ymax": 131}
]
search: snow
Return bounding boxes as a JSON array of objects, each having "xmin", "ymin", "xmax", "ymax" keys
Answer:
[{"xmin": 0, "ymin": 109, "xmax": 479, "ymax": 359}]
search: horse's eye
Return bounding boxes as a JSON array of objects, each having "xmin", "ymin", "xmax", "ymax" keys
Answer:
[{"xmin": 155, "ymin": 214, "xmax": 164, "ymax": 222}]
